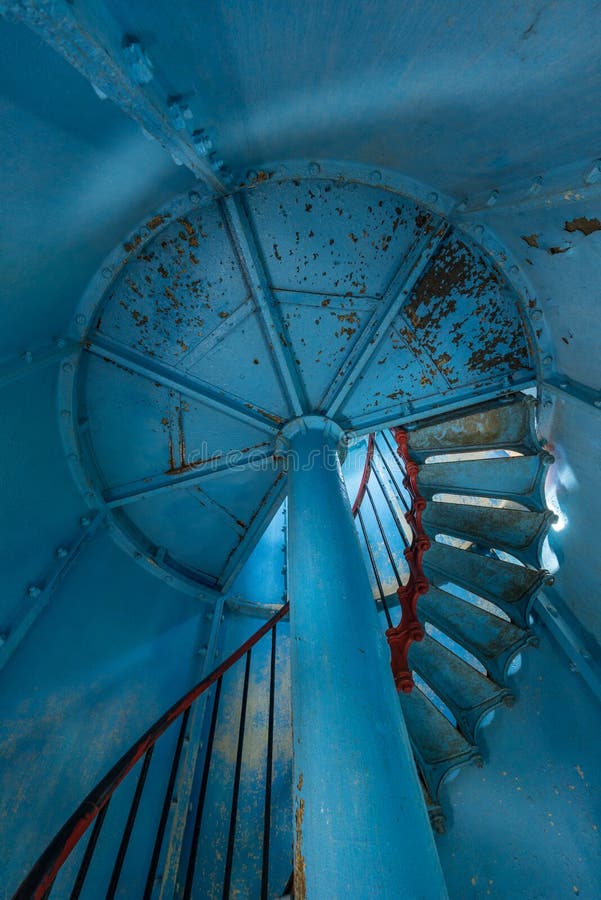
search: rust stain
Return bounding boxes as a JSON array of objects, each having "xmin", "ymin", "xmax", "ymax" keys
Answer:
[
  {"xmin": 564, "ymin": 216, "xmax": 601, "ymax": 236},
  {"xmin": 147, "ymin": 214, "xmax": 166, "ymax": 230},
  {"xmin": 123, "ymin": 234, "xmax": 142, "ymax": 253},
  {"xmin": 165, "ymin": 452, "xmax": 221, "ymax": 476},
  {"xmin": 243, "ymin": 403, "xmax": 283, "ymax": 424},
  {"xmin": 548, "ymin": 245, "xmax": 571, "ymax": 255},
  {"xmin": 295, "ymin": 794, "xmax": 306, "ymax": 900},
  {"xmin": 255, "ymin": 170, "xmax": 274, "ymax": 183},
  {"xmin": 521, "ymin": 233, "xmax": 539, "ymax": 248}
]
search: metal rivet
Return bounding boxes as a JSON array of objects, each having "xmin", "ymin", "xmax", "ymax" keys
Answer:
[
  {"xmin": 140, "ymin": 226, "xmax": 151, "ymax": 239},
  {"xmin": 559, "ymin": 380, "xmax": 569, "ymax": 389},
  {"xmin": 55, "ymin": 337, "xmax": 66, "ymax": 349},
  {"xmin": 370, "ymin": 170, "xmax": 382, "ymax": 183},
  {"xmin": 580, "ymin": 648, "xmax": 592, "ymax": 660},
  {"xmin": 22, "ymin": 351, "xmax": 33, "ymax": 364},
  {"xmin": 75, "ymin": 314, "xmax": 86, "ymax": 326},
  {"xmin": 80, "ymin": 516, "xmax": 91, "ymax": 527},
  {"xmin": 308, "ymin": 162, "xmax": 321, "ymax": 175},
  {"xmin": 61, "ymin": 409, "xmax": 71, "ymax": 419},
  {"xmin": 427, "ymin": 191, "xmax": 438, "ymax": 204},
  {"xmin": 27, "ymin": 585, "xmax": 42, "ymax": 598},
  {"xmin": 486, "ymin": 189, "xmax": 499, "ymax": 207},
  {"xmin": 456, "ymin": 198, "xmax": 468, "ymax": 212},
  {"xmin": 542, "ymin": 355, "xmax": 552, "ymax": 366},
  {"xmin": 101, "ymin": 266, "xmax": 112, "ymax": 279},
  {"xmin": 56, "ymin": 547, "xmax": 68, "ymax": 559},
  {"xmin": 509, "ymin": 265, "xmax": 518, "ymax": 275},
  {"xmin": 543, "ymin": 399, "xmax": 553, "ymax": 409},
  {"xmin": 189, "ymin": 190, "xmax": 201, "ymax": 205},
  {"xmin": 474, "ymin": 224, "xmax": 484, "ymax": 236},
  {"xmin": 593, "ymin": 398, "xmax": 601, "ymax": 408},
  {"xmin": 528, "ymin": 176, "xmax": 543, "ymax": 195},
  {"xmin": 68, "ymin": 452, "xmax": 79, "ymax": 463},
  {"xmin": 62, "ymin": 362, "xmax": 73, "ymax": 373},
  {"xmin": 246, "ymin": 169, "xmax": 258, "ymax": 181},
  {"xmin": 531, "ymin": 309, "xmax": 542, "ymax": 321}
]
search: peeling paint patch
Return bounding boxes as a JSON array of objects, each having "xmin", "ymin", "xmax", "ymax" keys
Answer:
[
  {"xmin": 564, "ymin": 216, "xmax": 601, "ymax": 236},
  {"xmin": 521, "ymin": 234, "xmax": 539, "ymax": 248}
]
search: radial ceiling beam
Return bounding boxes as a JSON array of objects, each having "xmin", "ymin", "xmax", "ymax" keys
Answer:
[
  {"xmin": 104, "ymin": 446, "xmax": 278, "ymax": 508},
  {"xmin": 343, "ymin": 376, "xmax": 536, "ymax": 436},
  {"xmin": 2, "ymin": 0, "xmax": 227, "ymax": 195},
  {"xmin": 322, "ymin": 222, "xmax": 450, "ymax": 418},
  {"xmin": 0, "ymin": 513, "xmax": 103, "ymax": 673},
  {"xmin": 85, "ymin": 335, "xmax": 282, "ymax": 435},
  {"xmin": 221, "ymin": 194, "xmax": 309, "ymax": 418},
  {"xmin": 0, "ymin": 338, "xmax": 79, "ymax": 389},
  {"xmin": 542, "ymin": 373, "xmax": 601, "ymax": 413}
]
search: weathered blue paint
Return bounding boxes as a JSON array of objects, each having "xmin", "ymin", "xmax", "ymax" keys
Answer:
[
  {"xmin": 1, "ymin": 1, "xmax": 600, "ymax": 896},
  {"xmin": 278, "ymin": 415, "xmax": 447, "ymax": 899}
]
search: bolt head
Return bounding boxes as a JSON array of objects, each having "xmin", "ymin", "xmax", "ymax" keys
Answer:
[
  {"xmin": 56, "ymin": 547, "xmax": 68, "ymax": 559},
  {"xmin": 27, "ymin": 585, "xmax": 42, "ymax": 598},
  {"xmin": 308, "ymin": 161, "xmax": 321, "ymax": 176},
  {"xmin": 80, "ymin": 516, "xmax": 91, "ymax": 527}
]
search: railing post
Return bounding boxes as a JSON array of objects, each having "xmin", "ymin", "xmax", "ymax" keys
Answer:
[{"xmin": 276, "ymin": 416, "xmax": 447, "ymax": 900}]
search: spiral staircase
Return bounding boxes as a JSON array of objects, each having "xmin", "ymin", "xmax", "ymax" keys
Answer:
[{"xmin": 2, "ymin": 2, "xmax": 601, "ymax": 898}]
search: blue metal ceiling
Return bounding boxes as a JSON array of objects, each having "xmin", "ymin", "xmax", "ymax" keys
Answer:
[{"xmin": 55, "ymin": 176, "xmax": 535, "ymax": 593}]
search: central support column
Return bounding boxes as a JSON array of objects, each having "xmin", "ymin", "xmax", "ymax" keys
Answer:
[{"xmin": 277, "ymin": 416, "xmax": 447, "ymax": 900}]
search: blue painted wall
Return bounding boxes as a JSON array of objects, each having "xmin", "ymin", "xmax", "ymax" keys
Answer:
[{"xmin": 1, "ymin": 1, "xmax": 601, "ymax": 896}]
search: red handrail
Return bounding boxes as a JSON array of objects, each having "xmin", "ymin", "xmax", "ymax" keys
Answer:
[
  {"xmin": 14, "ymin": 602, "xmax": 290, "ymax": 900},
  {"xmin": 351, "ymin": 433, "xmax": 374, "ymax": 516},
  {"xmin": 350, "ymin": 430, "xmax": 428, "ymax": 693}
]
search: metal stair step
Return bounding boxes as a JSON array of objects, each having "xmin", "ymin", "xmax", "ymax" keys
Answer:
[
  {"xmin": 424, "ymin": 540, "xmax": 547, "ymax": 627},
  {"xmin": 418, "ymin": 585, "xmax": 537, "ymax": 684},
  {"xmin": 405, "ymin": 394, "xmax": 540, "ymax": 461},
  {"xmin": 400, "ymin": 685, "xmax": 482, "ymax": 800},
  {"xmin": 417, "ymin": 452, "xmax": 553, "ymax": 512},
  {"xmin": 422, "ymin": 501, "xmax": 555, "ymax": 567},
  {"xmin": 409, "ymin": 634, "xmax": 513, "ymax": 743}
]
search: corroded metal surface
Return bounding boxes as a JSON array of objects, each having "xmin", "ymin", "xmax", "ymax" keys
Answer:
[
  {"xmin": 409, "ymin": 634, "xmax": 513, "ymax": 743},
  {"xmin": 400, "ymin": 686, "xmax": 482, "ymax": 799},
  {"xmin": 422, "ymin": 502, "xmax": 555, "ymax": 568},
  {"xmin": 424, "ymin": 541, "xmax": 547, "ymax": 628},
  {"xmin": 418, "ymin": 586, "xmax": 537, "ymax": 686},
  {"xmin": 417, "ymin": 452, "xmax": 552, "ymax": 512},
  {"xmin": 69, "ymin": 177, "xmax": 535, "ymax": 592},
  {"xmin": 406, "ymin": 393, "xmax": 540, "ymax": 460}
]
